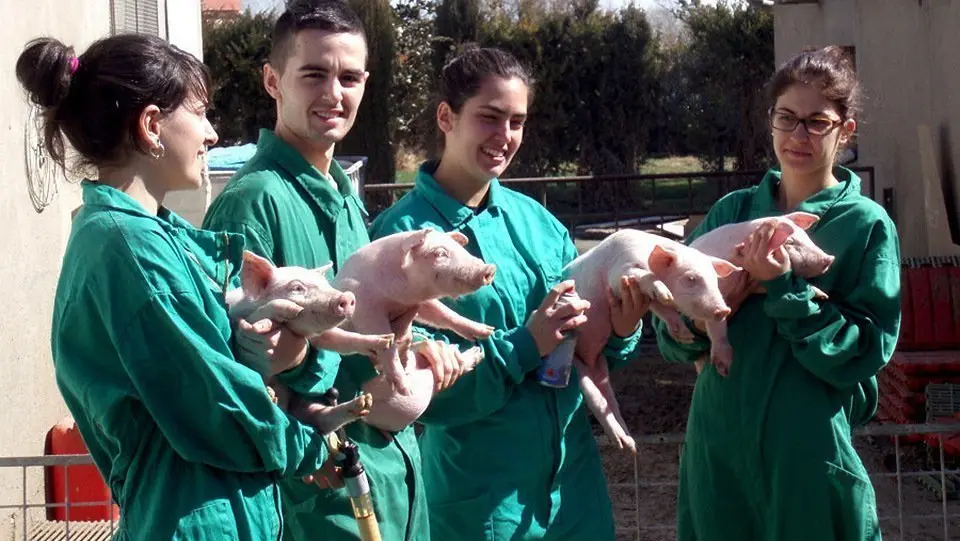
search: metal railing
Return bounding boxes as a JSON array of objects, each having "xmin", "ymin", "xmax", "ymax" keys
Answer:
[
  {"xmin": 599, "ymin": 421, "xmax": 960, "ymax": 541},
  {"xmin": 2, "ymin": 418, "xmax": 957, "ymax": 541},
  {"xmin": 362, "ymin": 166, "xmax": 878, "ymax": 235},
  {"xmin": 0, "ymin": 454, "xmax": 117, "ymax": 541}
]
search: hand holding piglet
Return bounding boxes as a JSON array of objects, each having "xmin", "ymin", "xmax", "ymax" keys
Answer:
[
  {"xmin": 607, "ymin": 276, "xmax": 651, "ymax": 338},
  {"xmin": 736, "ymin": 220, "xmax": 792, "ymax": 281},
  {"xmin": 410, "ymin": 339, "xmax": 475, "ymax": 393},
  {"xmin": 527, "ymin": 280, "xmax": 591, "ymax": 357},
  {"xmin": 234, "ymin": 300, "xmax": 309, "ymax": 377}
]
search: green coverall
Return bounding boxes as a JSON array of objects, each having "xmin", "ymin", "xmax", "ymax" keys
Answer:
[
  {"xmin": 368, "ymin": 162, "xmax": 645, "ymax": 541},
  {"xmin": 52, "ymin": 181, "xmax": 329, "ymax": 540},
  {"xmin": 202, "ymin": 129, "xmax": 429, "ymax": 541},
  {"xmin": 654, "ymin": 167, "xmax": 901, "ymax": 541}
]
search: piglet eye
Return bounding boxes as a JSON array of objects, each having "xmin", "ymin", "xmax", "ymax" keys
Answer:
[
  {"xmin": 290, "ymin": 282, "xmax": 307, "ymax": 294},
  {"xmin": 686, "ymin": 275, "xmax": 697, "ymax": 284},
  {"xmin": 435, "ymin": 248, "xmax": 449, "ymax": 259}
]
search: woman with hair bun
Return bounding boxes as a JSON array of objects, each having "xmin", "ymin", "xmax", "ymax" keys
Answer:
[{"xmin": 17, "ymin": 34, "xmax": 329, "ymax": 540}]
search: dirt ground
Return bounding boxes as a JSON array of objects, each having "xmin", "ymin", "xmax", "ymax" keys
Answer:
[{"xmin": 596, "ymin": 344, "xmax": 960, "ymax": 541}]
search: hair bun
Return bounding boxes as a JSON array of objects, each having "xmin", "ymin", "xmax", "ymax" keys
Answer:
[{"xmin": 15, "ymin": 37, "xmax": 75, "ymax": 110}]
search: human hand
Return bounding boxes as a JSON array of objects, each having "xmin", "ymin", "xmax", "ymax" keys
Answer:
[{"xmin": 527, "ymin": 280, "xmax": 590, "ymax": 357}]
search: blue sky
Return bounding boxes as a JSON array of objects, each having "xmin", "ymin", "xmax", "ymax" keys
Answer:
[{"xmin": 243, "ymin": 0, "xmax": 676, "ymax": 14}]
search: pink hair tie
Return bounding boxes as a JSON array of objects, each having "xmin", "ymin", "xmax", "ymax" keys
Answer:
[{"xmin": 69, "ymin": 56, "xmax": 79, "ymax": 74}]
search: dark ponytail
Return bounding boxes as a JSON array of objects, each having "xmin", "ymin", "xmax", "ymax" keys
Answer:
[{"xmin": 15, "ymin": 34, "xmax": 211, "ymax": 170}]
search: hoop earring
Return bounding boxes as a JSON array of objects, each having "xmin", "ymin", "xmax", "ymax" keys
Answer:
[{"xmin": 149, "ymin": 141, "xmax": 166, "ymax": 160}]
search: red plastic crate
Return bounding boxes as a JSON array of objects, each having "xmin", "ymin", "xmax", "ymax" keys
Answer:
[
  {"xmin": 900, "ymin": 267, "xmax": 915, "ymax": 348},
  {"xmin": 951, "ymin": 268, "xmax": 960, "ymax": 345},
  {"xmin": 931, "ymin": 268, "xmax": 956, "ymax": 347},
  {"xmin": 875, "ymin": 403, "xmax": 925, "ymax": 442},
  {"xmin": 920, "ymin": 415, "xmax": 960, "ymax": 456},
  {"xmin": 883, "ymin": 362, "xmax": 960, "ymax": 391},
  {"xmin": 888, "ymin": 350, "xmax": 960, "ymax": 375},
  {"xmin": 44, "ymin": 417, "xmax": 119, "ymax": 522},
  {"xmin": 879, "ymin": 393, "xmax": 924, "ymax": 422},
  {"xmin": 909, "ymin": 266, "xmax": 935, "ymax": 348},
  {"xmin": 878, "ymin": 371, "xmax": 922, "ymax": 404},
  {"xmin": 899, "ymin": 257, "xmax": 960, "ymax": 350}
]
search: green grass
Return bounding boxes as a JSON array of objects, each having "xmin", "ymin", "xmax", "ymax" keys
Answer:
[
  {"xmin": 395, "ymin": 169, "xmax": 417, "ymax": 184},
  {"xmin": 389, "ymin": 156, "xmax": 738, "ymax": 219},
  {"xmin": 392, "ymin": 155, "xmax": 734, "ymax": 183}
]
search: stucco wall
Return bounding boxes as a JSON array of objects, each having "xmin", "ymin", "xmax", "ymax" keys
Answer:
[
  {"xmin": 0, "ymin": 1, "xmax": 203, "ymax": 538},
  {"xmin": 774, "ymin": 0, "xmax": 960, "ymax": 257}
]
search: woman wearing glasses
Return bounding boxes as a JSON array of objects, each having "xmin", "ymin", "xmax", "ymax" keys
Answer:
[{"xmin": 654, "ymin": 45, "xmax": 901, "ymax": 541}]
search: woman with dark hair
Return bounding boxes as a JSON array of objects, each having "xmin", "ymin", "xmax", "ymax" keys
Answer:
[
  {"xmin": 18, "ymin": 34, "xmax": 329, "ymax": 540},
  {"xmin": 654, "ymin": 45, "xmax": 901, "ymax": 541},
  {"xmin": 369, "ymin": 45, "xmax": 650, "ymax": 541}
]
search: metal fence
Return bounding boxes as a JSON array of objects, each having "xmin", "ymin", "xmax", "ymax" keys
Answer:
[
  {"xmin": 599, "ymin": 422, "xmax": 960, "ymax": 541},
  {"xmin": 2, "ymin": 420, "xmax": 958, "ymax": 541},
  {"xmin": 0, "ymin": 454, "xmax": 116, "ymax": 540},
  {"xmin": 0, "ymin": 164, "xmax": 900, "ymax": 540},
  {"xmin": 362, "ymin": 166, "xmax": 879, "ymax": 235}
]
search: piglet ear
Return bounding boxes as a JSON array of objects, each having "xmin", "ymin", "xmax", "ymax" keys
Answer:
[
  {"xmin": 402, "ymin": 229, "xmax": 432, "ymax": 254},
  {"xmin": 710, "ymin": 257, "xmax": 741, "ymax": 279},
  {"xmin": 448, "ymin": 231, "xmax": 469, "ymax": 246},
  {"xmin": 401, "ymin": 229, "xmax": 433, "ymax": 270},
  {"xmin": 768, "ymin": 221, "xmax": 794, "ymax": 252},
  {"xmin": 314, "ymin": 261, "xmax": 334, "ymax": 279},
  {"xmin": 241, "ymin": 250, "xmax": 275, "ymax": 298},
  {"xmin": 648, "ymin": 245, "xmax": 678, "ymax": 276},
  {"xmin": 783, "ymin": 211, "xmax": 819, "ymax": 231}
]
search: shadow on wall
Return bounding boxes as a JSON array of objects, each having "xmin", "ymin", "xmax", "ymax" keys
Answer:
[{"xmin": 940, "ymin": 124, "xmax": 960, "ymax": 245}]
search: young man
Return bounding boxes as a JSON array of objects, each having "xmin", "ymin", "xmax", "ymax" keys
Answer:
[{"xmin": 203, "ymin": 2, "xmax": 449, "ymax": 539}]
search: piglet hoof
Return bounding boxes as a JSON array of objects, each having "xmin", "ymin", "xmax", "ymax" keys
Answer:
[
  {"xmin": 463, "ymin": 324, "xmax": 495, "ymax": 341},
  {"xmin": 694, "ymin": 359, "xmax": 706, "ymax": 375},
  {"xmin": 350, "ymin": 393, "xmax": 374, "ymax": 417},
  {"xmin": 617, "ymin": 433, "xmax": 637, "ymax": 455},
  {"xmin": 477, "ymin": 325, "xmax": 496, "ymax": 339},
  {"xmin": 377, "ymin": 333, "xmax": 397, "ymax": 350},
  {"xmin": 810, "ymin": 286, "xmax": 829, "ymax": 300},
  {"xmin": 461, "ymin": 346, "xmax": 484, "ymax": 371},
  {"xmin": 710, "ymin": 344, "xmax": 734, "ymax": 377},
  {"xmin": 650, "ymin": 281, "xmax": 675, "ymax": 307},
  {"xmin": 266, "ymin": 386, "xmax": 279, "ymax": 405}
]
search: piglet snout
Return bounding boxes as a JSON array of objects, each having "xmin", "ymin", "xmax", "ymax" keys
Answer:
[
  {"xmin": 482, "ymin": 264, "xmax": 497, "ymax": 285},
  {"xmin": 821, "ymin": 255, "xmax": 835, "ymax": 274},
  {"xmin": 714, "ymin": 307, "xmax": 731, "ymax": 321},
  {"xmin": 336, "ymin": 292, "xmax": 357, "ymax": 318}
]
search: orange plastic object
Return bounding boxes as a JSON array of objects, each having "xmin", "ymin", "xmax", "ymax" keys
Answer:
[{"xmin": 44, "ymin": 417, "xmax": 120, "ymax": 521}]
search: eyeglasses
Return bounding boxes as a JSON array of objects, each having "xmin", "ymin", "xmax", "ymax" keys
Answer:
[{"xmin": 769, "ymin": 110, "xmax": 843, "ymax": 136}]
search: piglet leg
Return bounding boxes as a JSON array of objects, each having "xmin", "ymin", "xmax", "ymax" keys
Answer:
[
  {"xmin": 575, "ymin": 357, "xmax": 636, "ymax": 454},
  {"xmin": 310, "ymin": 327, "xmax": 396, "ymax": 358},
  {"xmin": 414, "ymin": 299, "xmax": 495, "ymax": 341},
  {"xmin": 289, "ymin": 392, "xmax": 374, "ymax": 435},
  {"xmin": 752, "ymin": 283, "xmax": 829, "ymax": 300},
  {"xmin": 626, "ymin": 269, "xmax": 675, "ymax": 308},
  {"xmin": 703, "ymin": 320, "xmax": 733, "ymax": 376},
  {"xmin": 335, "ymin": 307, "xmax": 411, "ymax": 395},
  {"xmin": 694, "ymin": 355, "xmax": 706, "ymax": 375},
  {"xmin": 650, "ymin": 302, "xmax": 696, "ymax": 344}
]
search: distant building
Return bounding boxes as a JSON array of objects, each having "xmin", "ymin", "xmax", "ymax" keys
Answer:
[
  {"xmin": 774, "ymin": 0, "xmax": 960, "ymax": 258},
  {"xmin": 202, "ymin": 0, "xmax": 243, "ymax": 25}
]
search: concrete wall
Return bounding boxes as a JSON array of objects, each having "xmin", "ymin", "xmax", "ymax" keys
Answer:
[
  {"xmin": 164, "ymin": 0, "xmax": 204, "ymax": 58},
  {"xmin": 774, "ymin": 0, "xmax": 960, "ymax": 258},
  {"xmin": 0, "ymin": 4, "xmax": 108, "ymax": 537},
  {"xmin": 0, "ymin": 1, "xmax": 202, "ymax": 538}
]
